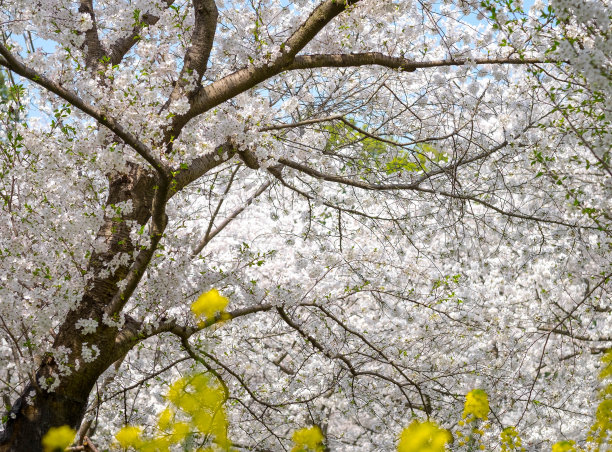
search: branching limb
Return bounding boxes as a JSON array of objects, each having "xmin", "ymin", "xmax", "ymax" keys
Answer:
[
  {"xmin": 288, "ymin": 53, "xmax": 554, "ymax": 72},
  {"xmin": 170, "ymin": 0, "xmax": 360, "ymax": 134},
  {"xmin": 192, "ymin": 180, "xmax": 272, "ymax": 256},
  {"xmin": 78, "ymin": 0, "xmax": 105, "ymax": 69},
  {"xmin": 276, "ymin": 306, "xmax": 428, "ymax": 414},
  {"xmin": 123, "ymin": 303, "xmax": 276, "ymax": 345},
  {"xmin": 109, "ymin": 0, "xmax": 175, "ymax": 66},
  {"xmin": 178, "ymin": 337, "xmax": 277, "ymax": 410},
  {"xmin": 100, "ymin": 357, "xmax": 190, "ymax": 405},
  {"xmin": 313, "ymin": 304, "xmax": 430, "ymax": 412},
  {"xmin": 536, "ymin": 327, "xmax": 612, "ymax": 344},
  {"xmin": 165, "ymin": 0, "xmax": 218, "ymax": 105},
  {"xmin": 177, "ymin": 338, "xmax": 230, "ymax": 400},
  {"xmin": 260, "ymin": 115, "xmax": 344, "ymax": 131},
  {"xmin": 262, "ymin": 114, "xmax": 472, "ymax": 152},
  {"xmin": 175, "ymin": 51, "xmax": 552, "ymax": 135},
  {"xmin": 192, "ymin": 164, "xmax": 242, "ymax": 256},
  {"xmin": 0, "ymin": 46, "xmax": 168, "ymax": 176},
  {"xmin": 277, "ymin": 158, "xmax": 602, "ymax": 230},
  {"xmin": 268, "ymin": 167, "xmax": 396, "ymax": 221},
  {"xmin": 169, "ymin": 141, "xmax": 236, "ymax": 196}
]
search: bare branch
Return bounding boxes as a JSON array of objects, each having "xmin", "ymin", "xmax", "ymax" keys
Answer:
[
  {"xmin": 178, "ymin": 338, "xmax": 278, "ymax": 410},
  {"xmin": 519, "ymin": 273, "xmax": 611, "ymax": 425},
  {"xmin": 276, "ymin": 306, "xmax": 428, "ymax": 414},
  {"xmin": 192, "ymin": 163, "xmax": 242, "ymax": 255},
  {"xmin": 100, "ymin": 357, "xmax": 190, "ymax": 404},
  {"xmin": 268, "ymin": 166, "xmax": 414, "ymax": 221},
  {"xmin": 314, "ymin": 304, "xmax": 429, "ymax": 411},
  {"xmin": 537, "ymin": 327, "xmax": 612, "ymax": 343},
  {"xmin": 259, "ymin": 115, "xmax": 343, "ymax": 131}
]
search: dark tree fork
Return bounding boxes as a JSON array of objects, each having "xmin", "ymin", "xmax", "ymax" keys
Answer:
[{"xmin": 0, "ymin": 0, "xmax": 554, "ymax": 449}]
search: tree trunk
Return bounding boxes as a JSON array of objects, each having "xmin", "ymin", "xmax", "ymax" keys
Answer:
[
  {"xmin": 0, "ymin": 164, "xmax": 158, "ymax": 451},
  {"xmin": 0, "ymin": 377, "xmax": 96, "ymax": 451}
]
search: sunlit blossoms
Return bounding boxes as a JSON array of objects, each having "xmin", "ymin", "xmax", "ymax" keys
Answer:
[{"xmin": 0, "ymin": 0, "xmax": 610, "ymax": 450}]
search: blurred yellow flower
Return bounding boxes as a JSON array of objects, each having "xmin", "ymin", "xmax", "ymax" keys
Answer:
[
  {"xmin": 501, "ymin": 426, "xmax": 525, "ymax": 452},
  {"xmin": 157, "ymin": 408, "xmax": 174, "ymax": 430},
  {"xmin": 551, "ymin": 440, "xmax": 577, "ymax": 452},
  {"xmin": 170, "ymin": 422, "xmax": 191, "ymax": 442},
  {"xmin": 190, "ymin": 288, "xmax": 229, "ymax": 322},
  {"xmin": 463, "ymin": 389, "xmax": 489, "ymax": 422},
  {"xmin": 42, "ymin": 425, "xmax": 76, "ymax": 452},
  {"xmin": 291, "ymin": 426, "xmax": 325, "ymax": 452},
  {"xmin": 397, "ymin": 420, "xmax": 452, "ymax": 452},
  {"xmin": 115, "ymin": 425, "xmax": 142, "ymax": 449},
  {"xmin": 586, "ymin": 348, "xmax": 611, "ymax": 451}
]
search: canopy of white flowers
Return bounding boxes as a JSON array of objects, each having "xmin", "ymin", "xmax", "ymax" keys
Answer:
[{"xmin": 0, "ymin": 0, "xmax": 609, "ymax": 450}]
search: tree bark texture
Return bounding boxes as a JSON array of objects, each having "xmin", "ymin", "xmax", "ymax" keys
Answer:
[{"xmin": 0, "ymin": 164, "xmax": 157, "ymax": 451}]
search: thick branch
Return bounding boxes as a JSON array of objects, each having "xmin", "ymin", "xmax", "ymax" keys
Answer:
[
  {"xmin": 118, "ymin": 303, "xmax": 275, "ymax": 347},
  {"xmin": 76, "ymin": 357, "xmax": 125, "ymax": 444},
  {"xmin": 173, "ymin": 49, "xmax": 549, "ymax": 137},
  {"xmin": 537, "ymin": 327, "xmax": 612, "ymax": 343},
  {"xmin": 169, "ymin": 0, "xmax": 360, "ymax": 135},
  {"xmin": 79, "ymin": 0, "xmax": 105, "ymax": 69},
  {"xmin": 166, "ymin": 0, "xmax": 218, "ymax": 104},
  {"xmin": 288, "ymin": 53, "xmax": 551, "ymax": 72},
  {"xmin": 106, "ymin": 172, "xmax": 170, "ymax": 316},
  {"xmin": 0, "ymin": 47, "xmax": 168, "ymax": 176},
  {"xmin": 168, "ymin": 141, "xmax": 236, "ymax": 197}
]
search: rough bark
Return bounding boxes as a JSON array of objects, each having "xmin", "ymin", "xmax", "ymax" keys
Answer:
[{"xmin": 0, "ymin": 163, "xmax": 158, "ymax": 452}]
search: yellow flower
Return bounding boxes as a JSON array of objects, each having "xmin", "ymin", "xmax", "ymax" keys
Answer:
[
  {"xmin": 599, "ymin": 349, "xmax": 612, "ymax": 380},
  {"xmin": 551, "ymin": 440, "xmax": 577, "ymax": 452},
  {"xmin": 115, "ymin": 425, "xmax": 142, "ymax": 449},
  {"xmin": 463, "ymin": 389, "xmax": 489, "ymax": 421},
  {"xmin": 586, "ymin": 348, "xmax": 611, "ymax": 450},
  {"xmin": 501, "ymin": 426, "xmax": 525, "ymax": 452},
  {"xmin": 170, "ymin": 422, "xmax": 191, "ymax": 442},
  {"xmin": 291, "ymin": 426, "xmax": 325, "ymax": 452},
  {"xmin": 190, "ymin": 288, "xmax": 229, "ymax": 322},
  {"xmin": 42, "ymin": 425, "xmax": 76, "ymax": 452},
  {"xmin": 397, "ymin": 420, "xmax": 452, "ymax": 452},
  {"xmin": 113, "ymin": 372, "xmax": 231, "ymax": 451},
  {"xmin": 157, "ymin": 408, "xmax": 174, "ymax": 430}
]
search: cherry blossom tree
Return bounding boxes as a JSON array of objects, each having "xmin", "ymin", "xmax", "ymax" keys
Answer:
[{"xmin": 0, "ymin": 0, "xmax": 609, "ymax": 450}]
